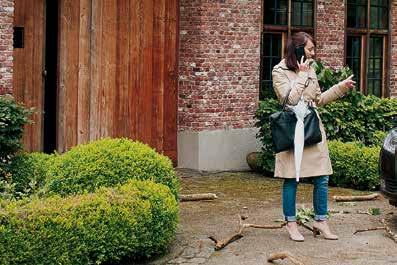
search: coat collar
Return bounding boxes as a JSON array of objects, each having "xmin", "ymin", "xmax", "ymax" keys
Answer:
[{"xmin": 275, "ymin": 59, "xmax": 317, "ymax": 79}]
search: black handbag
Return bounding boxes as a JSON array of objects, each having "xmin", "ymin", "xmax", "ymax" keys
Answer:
[{"xmin": 269, "ymin": 86, "xmax": 322, "ymax": 154}]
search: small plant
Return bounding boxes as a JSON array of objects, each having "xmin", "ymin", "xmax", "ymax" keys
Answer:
[
  {"xmin": 0, "ymin": 95, "xmax": 33, "ymax": 161},
  {"xmin": 296, "ymin": 206, "xmax": 315, "ymax": 223}
]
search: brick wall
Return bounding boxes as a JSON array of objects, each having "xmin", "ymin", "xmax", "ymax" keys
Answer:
[
  {"xmin": 0, "ymin": 0, "xmax": 13, "ymax": 95},
  {"xmin": 178, "ymin": 0, "xmax": 261, "ymax": 131},
  {"xmin": 390, "ymin": 1, "xmax": 397, "ymax": 97},
  {"xmin": 315, "ymin": 0, "xmax": 345, "ymax": 69}
]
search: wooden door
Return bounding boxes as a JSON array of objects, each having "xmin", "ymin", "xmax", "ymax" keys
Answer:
[
  {"xmin": 58, "ymin": 0, "xmax": 179, "ymax": 163},
  {"xmin": 13, "ymin": 0, "xmax": 46, "ymax": 152}
]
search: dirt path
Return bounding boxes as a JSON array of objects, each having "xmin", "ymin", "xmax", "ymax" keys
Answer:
[{"xmin": 150, "ymin": 170, "xmax": 397, "ymax": 265}]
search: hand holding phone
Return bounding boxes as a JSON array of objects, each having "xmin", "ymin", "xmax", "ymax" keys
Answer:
[{"xmin": 295, "ymin": 45, "xmax": 305, "ymax": 62}]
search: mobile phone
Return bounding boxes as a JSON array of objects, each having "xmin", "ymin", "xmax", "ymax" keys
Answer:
[{"xmin": 295, "ymin": 45, "xmax": 306, "ymax": 61}]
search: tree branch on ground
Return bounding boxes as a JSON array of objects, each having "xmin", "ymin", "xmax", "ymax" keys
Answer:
[
  {"xmin": 209, "ymin": 215, "xmax": 287, "ymax": 251},
  {"xmin": 333, "ymin": 193, "xmax": 381, "ymax": 202},
  {"xmin": 180, "ymin": 193, "xmax": 218, "ymax": 202},
  {"xmin": 267, "ymin": 251, "xmax": 305, "ymax": 265}
]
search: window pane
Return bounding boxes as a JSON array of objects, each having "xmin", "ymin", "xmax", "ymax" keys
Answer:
[
  {"xmin": 347, "ymin": 4, "xmax": 367, "ymax": 28},
  {"xmin": 367, "ymin": 36, "xmax": 383, "ymax": 97},
  {"xmin": 292, "ymin": 2, "xmax": 302, "ymax": 26},
  {"xmin": 370, "ymin": 6, "xmax": 379, "ymax": 28},
  {"xmin": 260, "ymin": 34, "xmax": 282, "ymax": 100},
  {"xmin": 357, "ymin": 6, "xmax": 367, "ymax": 27},
  {"xmin": 381, "ymin": 7, "xmax": 388, "ymax": 29},
  {"xmin": 302, "ymin": 3, "xmax": 313, "ymax": 26},
  {"xmin": 373, "ymin": 80, "xmax": 381, "ymax": 97},
  {"xmin": 263, "ymin": 0, "xmax": 275, "ymax": 24},
  {"xmin": 264, "ymin": 0, "xmax": 288, "ymax": 25},
  {"xmin": 367, "ymin": 80, "xmax": 374, "ymax": 95},
  {"xmin": 370, "ymin": 1, "xmax": 389, "ymax": 29},
  {"xmin": 292, "ymin": 0, "xmax": 314, "ymax": 26},
  {"xmin": 276, "ymin": 0, "xmax": 288, "ymax": 25},
  {"xmin": 374, "ymin": 59, "xmax": 382, "ymax": 77},
  {"xmin": 346, "ymin": 36, "xmax": 361, "ymax": 89},
  {"xmin": 347, "ymin": 5, "xmax": 356, "ymax": 27}
]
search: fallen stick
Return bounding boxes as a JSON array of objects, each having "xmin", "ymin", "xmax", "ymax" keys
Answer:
[
  {"xmin": 180, "ymin": 193, "xmax": 218, "ymax": 202},
  {"xmin": 267, "ymin": 252, "xmax": 305, "ymax": 265},
  {"xmin": 209, "ymin": 215, "xmax": 287, "ymax": 251},
  {"xmin": 353, "ymin": 227, "xmax": 385, "ymax": 235},
  {"xmin": 381, "ymin": 219, "xmax": 397, "ymax": 243},
  {"xmin": 333, "ymin": 193, "xmax": 381, "ymax": 202}
]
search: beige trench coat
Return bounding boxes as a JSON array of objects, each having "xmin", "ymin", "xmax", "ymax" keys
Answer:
[{"xmin": 272, "ymin": 59, "xmax": 350, "ymax": 179}]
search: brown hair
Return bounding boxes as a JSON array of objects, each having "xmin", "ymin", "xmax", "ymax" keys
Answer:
[{"xmin": 285, "ymin": 32, "xmax": 316, "ymax": 71}]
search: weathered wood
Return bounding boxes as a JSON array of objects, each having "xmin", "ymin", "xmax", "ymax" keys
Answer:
[
  {"xmin": 77, "ymin": 0, "xmax": 91, "ymax": 144},
  {"xmin": 163, "ymin": 0, "xmax": 179, "ymax": 163},
  {"xmin": 13, "ymin": 0, "xmax": 45, "ymax": 152},
  {"xmin": 333, "ymin": 193, "xmax": 381, "ymax": 202}
]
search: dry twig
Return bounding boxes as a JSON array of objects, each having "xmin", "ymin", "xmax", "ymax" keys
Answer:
[
  {"xmin": 333, "ymin": 193, "xmax": 381, "ymax": 202},
  {"xmin": 381, "ymin": 219, "xmax": 397, "ymax": 243},
  {"xmin": 180, "ymin": 193, "xmax": 218, "ymax": 202},
  {"xmin": 267, "ymin": 251, "xmax": 305, "ymax": 265},
  {"xmin": 209, "ymin": 215, "xmax": 287, "ymax": 251},
  {"xmin": 353, "ymin": 227, "xmax": 385, "ymax": 235}
]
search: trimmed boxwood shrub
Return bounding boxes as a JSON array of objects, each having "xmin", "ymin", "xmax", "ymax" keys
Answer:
[
  {"xmin": 0, "ymin": 95, "xmax": 32, "ymax": 160},
  {"xmin": 0, "ymin": 179, "xmax": 179, "ymax": 265},
  {"xmin": 1, "ymin": 152, "xmax": 54, "ymax": 198},
  {"xmin": 328, "ymin": 140, "xmax": 380, "ymax": 190},
  {"xmin": 45, "ymin": 138, "xmax": 179, "ymax": 199}
]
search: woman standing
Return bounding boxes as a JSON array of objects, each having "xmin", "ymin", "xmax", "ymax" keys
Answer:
[{"xmin": 272, "ymin": 32, "xmax": 355, "ymax": 242}]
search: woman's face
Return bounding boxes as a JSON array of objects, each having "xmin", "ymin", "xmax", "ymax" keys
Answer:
[{"xmin": 304, "ymin": 39, "xmax": 315, "ymax": 59}]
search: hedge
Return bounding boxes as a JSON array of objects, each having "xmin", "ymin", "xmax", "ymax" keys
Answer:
[
  {"xmin": 328, "ymin": 140, "xmax": 380, "ymax": 190},
  {"xmin": 45, "ymin": 138, "xmax": 179, "ymax": 199},
  {"xmin": 0, "ymin": 179, "xmax": 179, "ymax": 265}
]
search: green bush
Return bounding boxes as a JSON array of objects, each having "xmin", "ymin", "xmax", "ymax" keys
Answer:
[
  {"xmin": 0, "ymin": 95, "xmax": 33, "ymax": 160},
  {"xmin": 45, "ymin": 138, "xmax": 179, "ymax": 199},
  {"xmin": 0, "ymin": 153, "xmax": 54, "ymax": 199},
  {"xmin": 328, "ymin": 140, "xmax": 380, "ymax": 190},
  {"xmin": 0, "ymin": 179, "xmax": 178, "ymax": 265},
  {"xmin": 318, "ymin": 90, "xmax": 397, "ymax": 145}
]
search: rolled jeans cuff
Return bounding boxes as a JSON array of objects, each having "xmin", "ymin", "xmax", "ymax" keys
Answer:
[
  {"xmin": 314, "ymin": 215, "xmax": 327, "ymax": 221},
  {"xmin": 285, "ymin": 216, "xmax": 297, "ymax": 222}
]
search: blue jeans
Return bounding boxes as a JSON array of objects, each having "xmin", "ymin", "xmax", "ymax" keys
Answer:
[{"xmin": 282, "ymin": 175, "xmax": 329, "ymax": 222}]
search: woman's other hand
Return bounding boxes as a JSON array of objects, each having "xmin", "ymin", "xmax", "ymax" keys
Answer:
[{"xmin": 340, "ymin": 74, "xmax": 356, "ymax": 89}]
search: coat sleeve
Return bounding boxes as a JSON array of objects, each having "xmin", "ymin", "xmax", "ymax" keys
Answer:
[
  {"xmin": 313, "ymin": 79, "xmax": 350, "ymax": 107},
  {"xmin": 272, "ymin": 67, "xmax": 308, "ymax": 106}
]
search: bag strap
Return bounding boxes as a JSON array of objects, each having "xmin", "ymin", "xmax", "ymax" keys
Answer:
[
  {"xmin": 282, "ymin": 73, "xmax": 294, "ymax": 110},
  {"xmin": 282, "ymin": 86, "xmax": 293, "ymax": 110}
]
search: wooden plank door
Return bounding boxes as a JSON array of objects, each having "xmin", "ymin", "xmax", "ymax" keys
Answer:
[
  {"xmin": 57, "ymin": 0, "xmax": 179, "ymax": 164},
  {"xmin": 13, "ymin": 0, "xmax": 46, "ymax": 152}
]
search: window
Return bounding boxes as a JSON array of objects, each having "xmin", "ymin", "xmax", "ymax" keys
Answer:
[
  {"xmin": 260, "ymin": 0, "xmax": 314, "ymax": 100},
  {"xmin": 264, "ymin": 0, "xmax": 288, "ymax": 25},
  {"xmin": 345, "ymin": 0, "xmax": 389, "ymax": 97},
  {"xmin": 292, "ymin": 0, "xmax": 314, "ymax": 27}
]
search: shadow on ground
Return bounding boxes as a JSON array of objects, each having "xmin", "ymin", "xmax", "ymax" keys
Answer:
[{"xmin": 149, "ymin": 170, "xmax": 397, "ymax": 265}]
